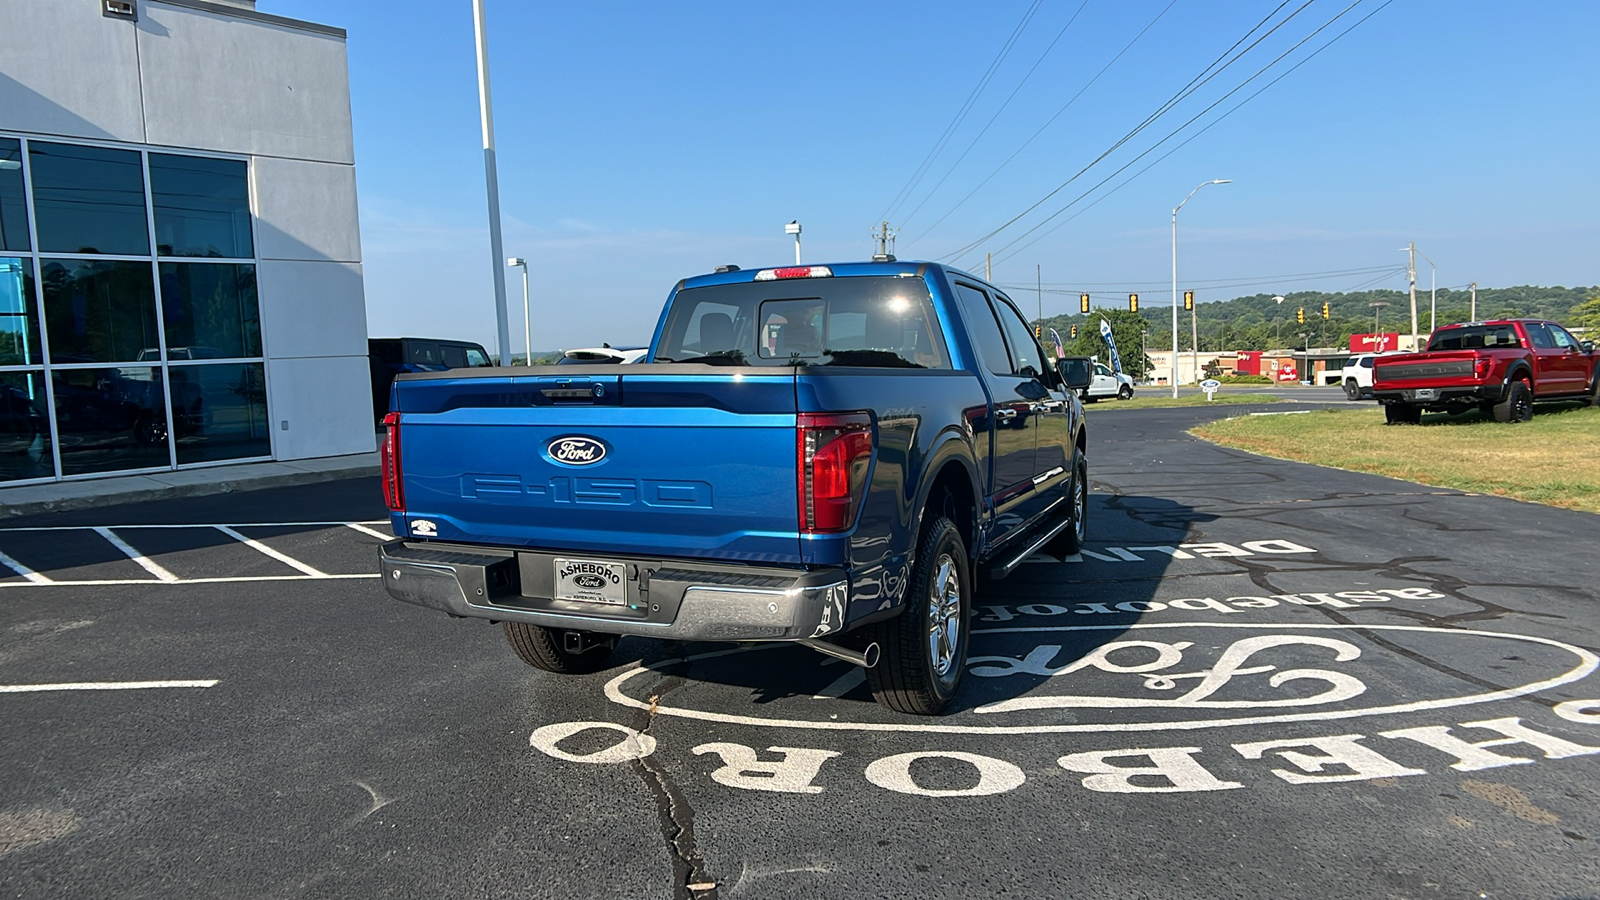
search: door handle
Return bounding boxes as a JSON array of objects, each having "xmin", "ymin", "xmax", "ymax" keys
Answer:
[{"xmin": 994, "ymin": 408, "xmax": 1018, "ymax": 421}]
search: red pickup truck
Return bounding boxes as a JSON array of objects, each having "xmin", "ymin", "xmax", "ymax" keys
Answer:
[{"xmin": 1373, "ymin": 319, "xmax": 1599, "ymax": 424}]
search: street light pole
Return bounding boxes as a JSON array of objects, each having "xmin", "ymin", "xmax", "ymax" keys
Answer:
[
  {"xmin": 1370, "ymin": 301, "xmax": 1390, "ymax": 350},
  {"xmin": 1417, "ymin": 249, "xmax": 1437, "ymax": 334},
  {"xmin": 472, "ymin": 0, "xmax": 513, "ymax": 366},
  {"xmin": 785, "ymin": 221, "xmax": 802, "ymax": 264},
  {"xmin": 507, "ymin": 257, "xmax": 530, "ymax": 364},
  {"xmin": 1172, "ymin": 179, "xmax": 1231, "ymax": 398}
]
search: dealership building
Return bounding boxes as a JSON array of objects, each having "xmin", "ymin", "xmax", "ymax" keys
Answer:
[{"xmin": 0, "ymin": 0, "xmax": 372, "ymax": 487}]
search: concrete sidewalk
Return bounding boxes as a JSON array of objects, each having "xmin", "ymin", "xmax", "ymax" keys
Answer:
[{"xmin": 0, "ymin": 452, "xmax": 380, "ymax": 518}]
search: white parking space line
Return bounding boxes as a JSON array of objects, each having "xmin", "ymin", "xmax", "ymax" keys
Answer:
[
  {"xmin": 0, "ymin": 521, "xmax": 393, "ymax": 532},
  {"xmin": 0, "ymin": 548, "xmax": 52, "ymax": 584},
  {"xmin": 0, "ymin": 680, "xmax": 218, "ymax": 693},
  {"xmin": 0, "ymin": 574, "xmax": 378, "ymax": 588},
  {"xmin": 212, "ymin": 525, "xmax": 329, "ymax": 577},
  {"xmin": 344, "ymin": 523, "xmax": 393, "ymax": 540},
  {"xmin": 93, "ymin": 527, "xmax": 178, "ymax": 583}
]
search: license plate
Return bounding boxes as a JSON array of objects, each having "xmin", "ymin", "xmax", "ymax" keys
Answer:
[
  {"xmin": 553, "ymin": 558, "xmax": 628, "ymax": 605},
  {"xmin": 1413, "ymin": 389, "xmax": 1438, "ymax": 400}
]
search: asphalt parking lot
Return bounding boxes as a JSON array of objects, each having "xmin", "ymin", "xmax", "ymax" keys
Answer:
[{"xmin": 3, "ymin": 402, "xmax": 1598, "ymax": 899}]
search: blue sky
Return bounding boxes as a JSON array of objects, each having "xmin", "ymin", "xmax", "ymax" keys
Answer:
[{"xmin": 269, "ymin": 0, "xmax": 1599, "ymax": 354}]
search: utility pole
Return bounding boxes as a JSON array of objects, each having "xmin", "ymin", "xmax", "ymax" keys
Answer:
[
  {"xmin": 1471, "ymin": 282, "xmax": 1478, "ymax": 321},
  {"xmin": 1406, "ymin": 242, "xmax": 1418, "ymax": 351},
  {"xmin": 1189, "ymin": 294, "xmax": 1198, "ymax": 387},
  {"xmin": 1036, "ymin": 264, "xmax": 1043, "ymax": 343},
  {"xmin": 986, "ymin": 253, "xmax": 992, "ymax": 282},
  {"xmin": 872, "ymin": 221, "xmax": 897, "ymax": 259}
]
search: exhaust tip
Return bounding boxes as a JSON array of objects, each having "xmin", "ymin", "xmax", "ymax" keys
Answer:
[{"xmin": 862, "ymin": 642, "xmax": 880, "ymax": 669}]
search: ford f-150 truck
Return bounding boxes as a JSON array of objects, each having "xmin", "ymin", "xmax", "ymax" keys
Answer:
[
  {"xmin": 1372, "ymin": 319, "xmax": 1599, "ymax": 424},
  {"xmin": 377, "ymin": 260, "xmax": 1091, "ymax": 715}
]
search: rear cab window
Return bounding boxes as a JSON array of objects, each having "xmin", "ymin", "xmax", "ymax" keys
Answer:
[
  {"xmin": 656, "ymin": 275, "xmax": 951, "ymax": 369},
  {"xmin": 1428, "ymin": 326, "xmax": 1523, "ymax": 351}
]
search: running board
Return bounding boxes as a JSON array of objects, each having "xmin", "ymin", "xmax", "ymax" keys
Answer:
[{"xmin": 986, "ymin": 513, "xmax": 1071, "ymax": 580}]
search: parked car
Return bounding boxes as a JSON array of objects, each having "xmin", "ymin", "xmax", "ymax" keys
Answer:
[
  {"xmin": 1062, "ymin": 357, "xmax": 1134, "ymax": 401},
  {"xmin": 559, "ymin": 345, "xmax": 647, "ymax": 365},
  {"xmin": 1333, "ymin": 351, "xmax": 1408, "ymax": 400},
  {"xmin": 377, "ymin": 259, "xmax": 1091, "ymax": 715},
  {"xmin": 369, "ymin": 337, "xmax": 494, "ymax": 424},
  {"xmin": 1372, "ymin": 319, "xmax": 1600, "ymax": 424}
]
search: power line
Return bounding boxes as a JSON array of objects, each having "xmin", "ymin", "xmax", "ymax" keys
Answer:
[
  {"xmin": 938, "ymin": 0, "xmax": 1322, "ymax": 262},
  {"xmin": 989, "ymin": 0, "xmax": 1396, "ymax": 265},
  {"xmin": 877, "ymin": 0, "xmax": 1044, "ymax": 226},
  {"xmin": 903, "ymin": 0, "xmax": 1180, "ymax": 249},
  {"xmin": 897, "ymin": 0, "xmax": 1093, "ymax": 232}
]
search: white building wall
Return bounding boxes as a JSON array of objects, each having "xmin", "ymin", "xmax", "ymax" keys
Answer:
[
  {"xmin": 0, "ymin": 0, "xmax": 370, "ymax": 465},
  {"xmin": 0, "ymin": 1, "xmax": 148, "ymax": 142}
]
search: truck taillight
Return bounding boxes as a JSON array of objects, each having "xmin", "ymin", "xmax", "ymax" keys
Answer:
[
  {"xmin": 1474, "ymin": 357, "xmax": 1492, "ymax": 380},
  {"xmin": 381, "ymin": 411, "xmax": 404, "ymax": 512},
  {"xmin": 797, "ymin": 412, "xmax": 873, "ymax": 534}
]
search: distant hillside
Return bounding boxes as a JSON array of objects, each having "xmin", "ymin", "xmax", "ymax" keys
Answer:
[{"xmin": 1032, "ymin": 285, "xmax": 1598, "ymax": 352}]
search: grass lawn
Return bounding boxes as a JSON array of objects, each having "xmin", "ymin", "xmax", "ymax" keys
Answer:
[
  {"xmin": 1191, "ymin": 402, "xmax": 1600, "ymax": 513},
  {"xmin": 1085, "ymin": 393, "xmax": 1281, "ymax": 411}
]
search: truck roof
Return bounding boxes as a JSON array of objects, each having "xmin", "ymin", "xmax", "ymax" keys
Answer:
[{"xmin": 677, "ymin": 259, "xmax": 950, "ymax": 291}]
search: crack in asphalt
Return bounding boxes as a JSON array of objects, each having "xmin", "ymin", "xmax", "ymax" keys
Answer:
[{"xmin": 628, "ymin": 652, "xmax": 718, "ymax": 900}]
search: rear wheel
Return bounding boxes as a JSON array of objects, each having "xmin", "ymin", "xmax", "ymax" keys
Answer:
[
  {"xmin": 865, "ymin": 516, "xmax": 970, "ymax": 716},
  {"xmin": 1492, "ymin": 380, "xmax": 1533, "ymax": 423},
  {"xmin": 503, "ymin": 622, "xmax": 616, "ymax": 674},
  {"xmin": 1384, "ymin": 402, "xmax": 1421, "ymax": 425},
  {"xmin": 1344, "ymin": 379, "xmax": 1360, "ymax": 401},
  {"xmin": 1590, "ymin": 375, "xmax": 1600, "ymax": 408},
  {"xmin": 1044, "ymin": 446, "xmax": 1088, "ymax": 557}
]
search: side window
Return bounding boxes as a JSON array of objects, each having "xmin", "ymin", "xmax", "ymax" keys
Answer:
[
  {"xmin": 465, "ymin": 347, "xmax": 492, "ymax": 367},
  {"xmin": 1095, "ymin": 363, "xmax": 1111, "ymax": 376},
  {"xmin": 1548, "ymin": 325, "xmax": 1578, "ymax": 349},
  {"xmin": 991, "ymin": 294, "xmax": 1043, "ymax": 377},
  {"xmin": 1361, "ymin": 357, "xmax": 1375, "ymax": 368},
  {"xmin": 951, "ymin": 283, "xmax": 1011, "ymax": 377},
  {"xmin": 1524, "ymin": 323, "xmax": 1556, "ymax": 349},
  {"xmin": 407, "ymin": 341, "xmax": 441, "ymax": 365},
  {"xmin": 440, "ymin": 344, "xmax": 469, "ymax": 368}
]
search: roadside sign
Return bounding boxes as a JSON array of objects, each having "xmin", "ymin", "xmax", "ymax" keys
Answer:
[{"xmin": 1200, "ymin": 378, "xmax": 1221, "ymax": 401}]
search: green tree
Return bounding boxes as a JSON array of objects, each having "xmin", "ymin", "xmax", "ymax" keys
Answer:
[{"xmin": 1569, "ymin": 293, "xmax": 1600, "ymax": 335}]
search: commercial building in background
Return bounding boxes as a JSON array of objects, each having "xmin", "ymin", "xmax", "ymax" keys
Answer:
[{"xmin": 0, "ymin": 0, "xmax": 370, "ymax": 486}]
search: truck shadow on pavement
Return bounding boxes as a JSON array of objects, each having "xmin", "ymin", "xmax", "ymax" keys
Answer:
[{"xmin": 604, "ymin": 494, "xmax": 1211, "ymax": 720}]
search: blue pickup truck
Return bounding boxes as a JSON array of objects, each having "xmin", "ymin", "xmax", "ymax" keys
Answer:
[{"xmin": 378, "ymin": 259, "xmax": 1090, "ymax": 714}]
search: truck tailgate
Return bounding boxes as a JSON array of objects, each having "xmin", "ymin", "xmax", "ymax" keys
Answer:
[
  {"xmin": 1374, "ymin": 352, "xmax": 1479, "ymax": 388},
  {"xmin": 393, "ymin": 368, "xmax": 801, "ymax": 564}
]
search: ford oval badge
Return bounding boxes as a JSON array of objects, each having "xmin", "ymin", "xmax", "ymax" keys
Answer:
[{"xmin": 548, "ymin": 436, "xmax": 607, "ymax": 465}]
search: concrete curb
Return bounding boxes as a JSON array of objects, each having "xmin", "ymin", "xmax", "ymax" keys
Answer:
[{"xmin": 0, "ymin": 455, "xmax": 380, "ymax": 518}]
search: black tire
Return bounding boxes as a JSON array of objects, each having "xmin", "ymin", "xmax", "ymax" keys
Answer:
[
  {"xmin": 1344, "ymin": 379, "xmax": 1360, "ymax": 401},
  {"xmin": 865, "ymin": 516, "xmax": 970, "ymax": 716},
  {"xmin": 1044, "ymin": 446, "xmax": 1088, "ymax": 557},
  {"xmin": 1117, "ymin": 384, "xmax": 1133, "ymax": 400},
  {"xmin": 1589, "ymin": 375, "xmax": 1600, "ymax": 408},
  {"xmin": 1384, "ymin": 402, "xmax": 1421, "ymax": 425},
  {"xmin": 1492, "ymin": 380, "xmax": 1533, "ymax": 423},
  {"xmin": 502, "ymin": 622, "xmax": 616, "ymax": 674}
]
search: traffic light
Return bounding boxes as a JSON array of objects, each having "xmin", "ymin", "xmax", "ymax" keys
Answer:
[
  {"xmin": 1129, "ymin": 293, "xmax": 1138, "ymax": 313},
  {"xmin": 1183, "ymin": 290, "xmax": 1194, "ymax": 311},
  {"xmin": 1321, "ymin": 301, "xmax": 1330, "ymax": 320},
  {"xmin": 1035, "ymin": 324, "xmax": 1042, "ymax": 338},
  {"xmin": 1070, "ymin": 324, "xmax": 1078, "ymax": 339},
  {"xmin": 1080, "ymin": 293, "xmax": 1090, "ymax": 313},
  {"xmin": 1296, "ymin": 307, "xmax": 1305, "ymax": 324}
]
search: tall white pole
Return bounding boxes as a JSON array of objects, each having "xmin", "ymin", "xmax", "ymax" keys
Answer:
[
  {"xmin": 473, "ymin": 0, "xmax": 513, "ymax": 366},
  {"xmin": 1471, "ymin": 282, "xmax": 1477, "ymax": 320},
  {"xmin": 521, "ymin": 264, "xmax": 531, "ymax": 364},
  {"xmin": 1171, "ymin": 179, "xmax": 1230, "ymax": 398},
  {"xmin": 1406, "ymin": 242, "xmax": 1418, "ymax": 351},
  {"xmin": 1171, "ymin": 207, "xmax": 1179, "ymax": 398}
]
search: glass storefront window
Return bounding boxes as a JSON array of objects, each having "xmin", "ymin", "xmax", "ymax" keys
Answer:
[
  {"xmin": 158, "ymin": 263, "xmax": 261, "ymax": 359},
  {"xmin": 41, "ymin": 259, "xmax": 159, "ymax": 364},
  {"xmin": 150, "ymin": 154, "xmax": 253, "ymax": 258},
  {"xmin": 0, "ymin": 371, "xmax": 51, "ymax": 482},
  {"xmin": 170, "ymin": 363, "xmax": 269, "ymax": 464},
  {"xmin": 28, "ymin": 142, "xmax": 150, "ymax": 256},
  {"xmin": 0, "ymin": 258, "xmax": 42, "ymax": 367},
  {"xmin": 0, "ymin": 139, "xmax": 28, "ymax": 252},
  {"xmin": 52, "ymin": 366, "xmax": 169, "ymax": 476}
]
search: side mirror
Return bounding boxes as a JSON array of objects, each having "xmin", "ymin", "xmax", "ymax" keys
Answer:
[
  {"xmin": 1583, "ymin": 341, "xmax": 1595, "ymax": 352},
  {"xmin": 1057, "ymin": 359, "xmax": 1092, "ymax": 391}
]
